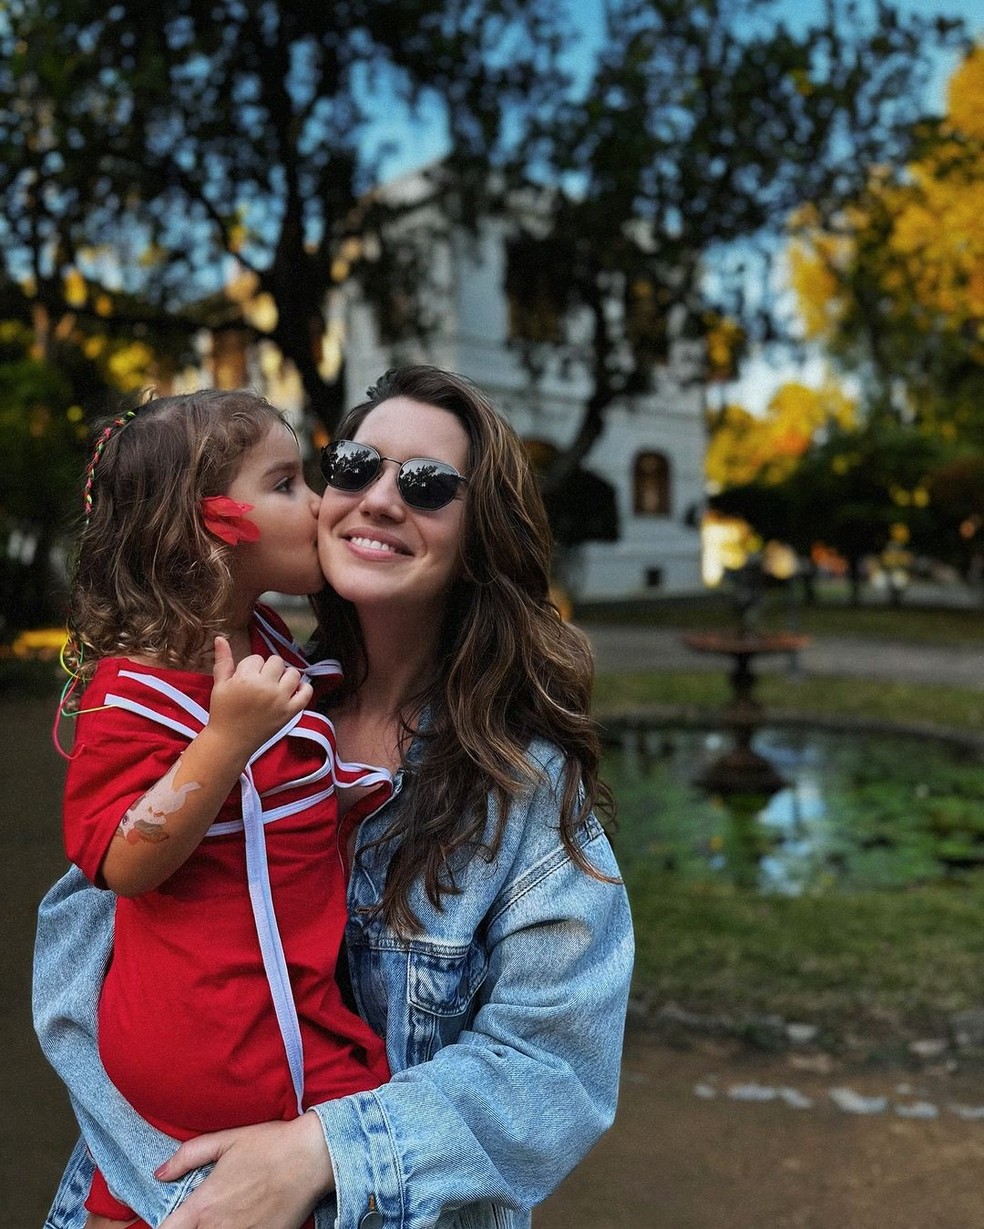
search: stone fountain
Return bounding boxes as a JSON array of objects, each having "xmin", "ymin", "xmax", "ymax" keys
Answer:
[{"xmin": 682, "ymin": 558, "xmax": 811, "ymax": 798}]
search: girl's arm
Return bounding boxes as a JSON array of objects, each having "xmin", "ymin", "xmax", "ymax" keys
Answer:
[{"xmin": 101, "ymin": 637, "xmax": 312, "ymax": 896}]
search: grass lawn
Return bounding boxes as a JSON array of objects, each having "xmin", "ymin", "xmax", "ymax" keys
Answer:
[
  {"xmin": 626, "ymin": 868, "xmax": 984, "ymax": 1056},
  {"xmin": 577, "ymin": 585, "xmax": 984, "ymax": 644},
  {"xmin": 593, "ymin": 671, "xmax": 984, "ymax": 735}
]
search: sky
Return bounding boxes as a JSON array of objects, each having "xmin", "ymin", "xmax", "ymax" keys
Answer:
[{"xmin": 560, "ymin": 0, "xmax": 982, "ymax": 111}]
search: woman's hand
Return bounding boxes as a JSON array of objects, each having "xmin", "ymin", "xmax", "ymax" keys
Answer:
[
  {"xmin": 84, "ymin": 1218, "xmax": 139, "ymax": 1229},
  {"xmin": 156, "ymin": 1114, "xmax": 334, "ymax": 1229}
]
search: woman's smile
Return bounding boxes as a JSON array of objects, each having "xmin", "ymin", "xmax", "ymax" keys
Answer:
[{"xmin": 345, "ymin": 532, "xmax": 412, "ymax": 558}]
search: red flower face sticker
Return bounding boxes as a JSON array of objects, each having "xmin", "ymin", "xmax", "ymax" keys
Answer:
[{"xmin": 200, "ymin": 496, "xmax": 261, "ymax": 546}]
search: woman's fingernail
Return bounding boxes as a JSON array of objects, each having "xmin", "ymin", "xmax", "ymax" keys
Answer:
[{"xmin": 154, "ymin": 1164, "xmax": 168, "ymax": 1179}]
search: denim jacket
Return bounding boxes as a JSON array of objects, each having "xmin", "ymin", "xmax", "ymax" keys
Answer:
[{"xmin": 34, "ymin": 739, "xmax": 634, "ymax": 1229}]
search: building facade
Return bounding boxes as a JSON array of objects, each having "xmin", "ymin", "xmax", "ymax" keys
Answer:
[{"xmin": 342, "ymin": 216, "xmax": 706, "ymax": 601}]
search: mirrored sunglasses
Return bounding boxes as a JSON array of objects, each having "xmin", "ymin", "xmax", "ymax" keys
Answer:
[{"xmin": 320, "ymin": 439, "xmax": 468, "ymax": 511}]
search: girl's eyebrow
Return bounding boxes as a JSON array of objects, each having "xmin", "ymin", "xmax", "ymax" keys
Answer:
[{"xmin": 263, "ymin": 458, "xmax": 301, "ymax": 478}]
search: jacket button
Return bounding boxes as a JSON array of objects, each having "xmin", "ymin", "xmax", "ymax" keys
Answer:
[{"xmin": 358, "ymin": 1212, "xmax": 384, "ymax": 1229}]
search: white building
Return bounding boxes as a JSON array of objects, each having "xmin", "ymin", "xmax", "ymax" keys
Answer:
[
  {"xmin": 186, "ymin": 180, "xmax": 708, "ymax": 602},
  {"xmin": 341, "ymin": 212, "xmax": 706, "ymax": 602}
]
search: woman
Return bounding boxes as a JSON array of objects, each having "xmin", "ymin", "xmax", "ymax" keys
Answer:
[{"xmin": 35, "ymin": 364, "xmax": 634, "ymax": 1229}]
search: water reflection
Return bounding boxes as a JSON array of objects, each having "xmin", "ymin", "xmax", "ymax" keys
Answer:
[{"xmin": 607, "ymin": 725, "xmax": 984, "ymax": 894}]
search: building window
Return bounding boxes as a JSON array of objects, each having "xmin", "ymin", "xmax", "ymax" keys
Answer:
[{"xmin": 634, "ymin": 451, "xmax": 671, "ymax": 516}]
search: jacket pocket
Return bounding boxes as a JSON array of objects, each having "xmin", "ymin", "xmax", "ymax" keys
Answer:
[
  {"xmin": 407, "ymin": 944, "xmax": 489, "ymax": 1018},
  {"xmin": 404, "ymin": 943, "xmax": 490, "ymax": 1060}
]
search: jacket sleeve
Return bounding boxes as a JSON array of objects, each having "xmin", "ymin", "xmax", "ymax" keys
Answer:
[
  {"xmin": 32, "ymin": 865, "xmax": 203, "ymax": 1225},
  {"xmin": 312, "ymin": 783, "xmax": 635, "ymax": 1229}
]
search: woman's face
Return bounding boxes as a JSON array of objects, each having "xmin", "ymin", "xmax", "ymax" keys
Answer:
[{"xmin": 317, "ymin": 397, "xmax": 470, "ymax": 618}]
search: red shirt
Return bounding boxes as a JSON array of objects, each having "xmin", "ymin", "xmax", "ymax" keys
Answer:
[{"xmin": 63, "ymin": 607, "xmax": 391, "ymax": 1156}]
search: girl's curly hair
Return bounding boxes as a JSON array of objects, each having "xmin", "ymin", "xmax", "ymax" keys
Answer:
[{"xmin": 67, "ymin": 388, "xmax": 288, "ymax": 684}]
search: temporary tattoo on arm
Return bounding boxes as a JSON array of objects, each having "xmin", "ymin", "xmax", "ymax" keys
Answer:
[{"xmin": 116, "ymin": 758, "xmax": 202, "ymax": 845}]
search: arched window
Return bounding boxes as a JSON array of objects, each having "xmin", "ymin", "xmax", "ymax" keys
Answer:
[{"xmin": 634, "ymin": 451, "xmax": 671, "ymax": 516}]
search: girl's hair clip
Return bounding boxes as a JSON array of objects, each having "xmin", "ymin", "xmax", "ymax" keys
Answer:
[{"xmin": 83, "ymin": 409, "xmax": 138, "ymax": 520}]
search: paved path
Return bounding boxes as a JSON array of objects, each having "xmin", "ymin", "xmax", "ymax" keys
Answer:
[{"xmin": 580, "ymin": 623, "xmax": 984, "ymax": 690}]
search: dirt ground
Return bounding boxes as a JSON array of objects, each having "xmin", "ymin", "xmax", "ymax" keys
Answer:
[
  {"xmin": 537, "ymin": 1029, "xmax": 984, "ymax": 1229},
  {"xmin": 9, "ymin": 677, "xmax": 984, "ymax": 1228}
]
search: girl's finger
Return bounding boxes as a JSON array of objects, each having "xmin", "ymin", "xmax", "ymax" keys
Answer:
[{"xmin": 211, "ymin": 636, "xmax": 235, "ymax": 684}]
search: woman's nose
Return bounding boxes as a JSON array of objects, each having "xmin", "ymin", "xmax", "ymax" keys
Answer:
[{"xmin": 358, "ymin": 460, "xmax": 405, "ymax": 517}]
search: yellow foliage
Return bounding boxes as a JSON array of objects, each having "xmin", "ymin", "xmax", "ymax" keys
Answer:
[
  {"xmin": 788, "ymin": 239, "xmax": 845, "ymax": 340},
  {"xmin": 106, "ymin": 341, "xmax": 156, "ymax": 389},
  {"xmin": 228, "ymin": 222, "xmax": 247, "ymax": 253},
  {"xmin": 884, "ymin": 159, "xmax": 984, "ymax": 327},
  {"xmin": 705, "ymin": 380, "xmax": 855, "ymax": 489},
  {"xmin": 704, "ymin": 313, "xmax": 745, "ymax": 380},
  {"xmin": 64, "ymin": 268, "xmax": 87, "ymax": 308},
  {"xmin": 947, "ymin": 44, "xmax": 984, "ymax": 141},
  {"xmin": 139, "ymin": 244, "xmax": 167, "ymax": 269},
  {"xmin": 789, "ymin": 43, "xmax": 984, "ymax": 347}
]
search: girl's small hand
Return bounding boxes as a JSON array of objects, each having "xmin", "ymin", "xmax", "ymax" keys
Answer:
[
  {"xmin": 209, "ymin": 637, "xmax": 314, "ymax": 756},
  {"xmin": 155, "ymin": 1114, "xmax": 334, "ymax": 1229}
]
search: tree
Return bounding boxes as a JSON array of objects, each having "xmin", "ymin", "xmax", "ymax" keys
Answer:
[
  {"xmin": 921, "ymin": 454, "xmax": 984, "ymax": 586},
  {"xmin": 712, "ymin": 421, "xmax": 948, "ymax": 603},
  {"xmin": 503, "ymin": 0, "xmax": 967, "ymax": 495},
  {"xmin": 788, "ymin": 41, "xmax": 984, "ymax": 438},
  {"xmin": 0, "ymin": 268, "xmax": 189, "ymax": 635},
  {"xmin": 705, "ymin": 380, "xmax": 855, "ymax": 492},
  {"xmin": 0, "ymin": 0, "xmax": 571, "ymax": 430}
]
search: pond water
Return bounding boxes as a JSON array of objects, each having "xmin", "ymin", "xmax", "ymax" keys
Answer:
[{"xmin": 606, "ymin": 726, "xmax": 984, "ymax": 893}]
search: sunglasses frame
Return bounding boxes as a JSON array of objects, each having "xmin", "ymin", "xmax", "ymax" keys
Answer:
[{"xmin": 320, "ymin": 439, "xmax": 468, "ymax": 511}]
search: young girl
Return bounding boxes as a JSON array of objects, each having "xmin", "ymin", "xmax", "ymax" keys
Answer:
[{"xmin": 56, "ymin": 389, "xmax": 391, "ymax": 1226}]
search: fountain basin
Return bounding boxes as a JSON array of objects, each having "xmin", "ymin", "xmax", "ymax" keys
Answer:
[
  {"xmin": 680, "ymin": 631, "xmax": 812, "ymax": 657},
  {"xmin": 680, "ymin": 630, "xmax": 813, "ymax": 796}
]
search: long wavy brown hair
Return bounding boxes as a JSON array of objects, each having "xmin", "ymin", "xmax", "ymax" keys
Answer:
[
  {"xmin": 67, "ymin": 389, "xmax": 290, "ymax": 685},
  {"xmin": 311, "ymin": 365, "xmax": 615, "ymax": 933}
]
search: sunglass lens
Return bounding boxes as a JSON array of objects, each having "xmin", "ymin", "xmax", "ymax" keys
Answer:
[
  {"xmin": 324, "ymin": 442, "xmax": 378, "ymax": 491},
  {"xmin": 399, "ymin": 461, "xmax": 460, "ymax": 510}
]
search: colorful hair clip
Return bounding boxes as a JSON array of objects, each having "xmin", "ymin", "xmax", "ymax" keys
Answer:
[{"xmin": 83, "ymin": 409, "xmax": 138, "ymax": 520}]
